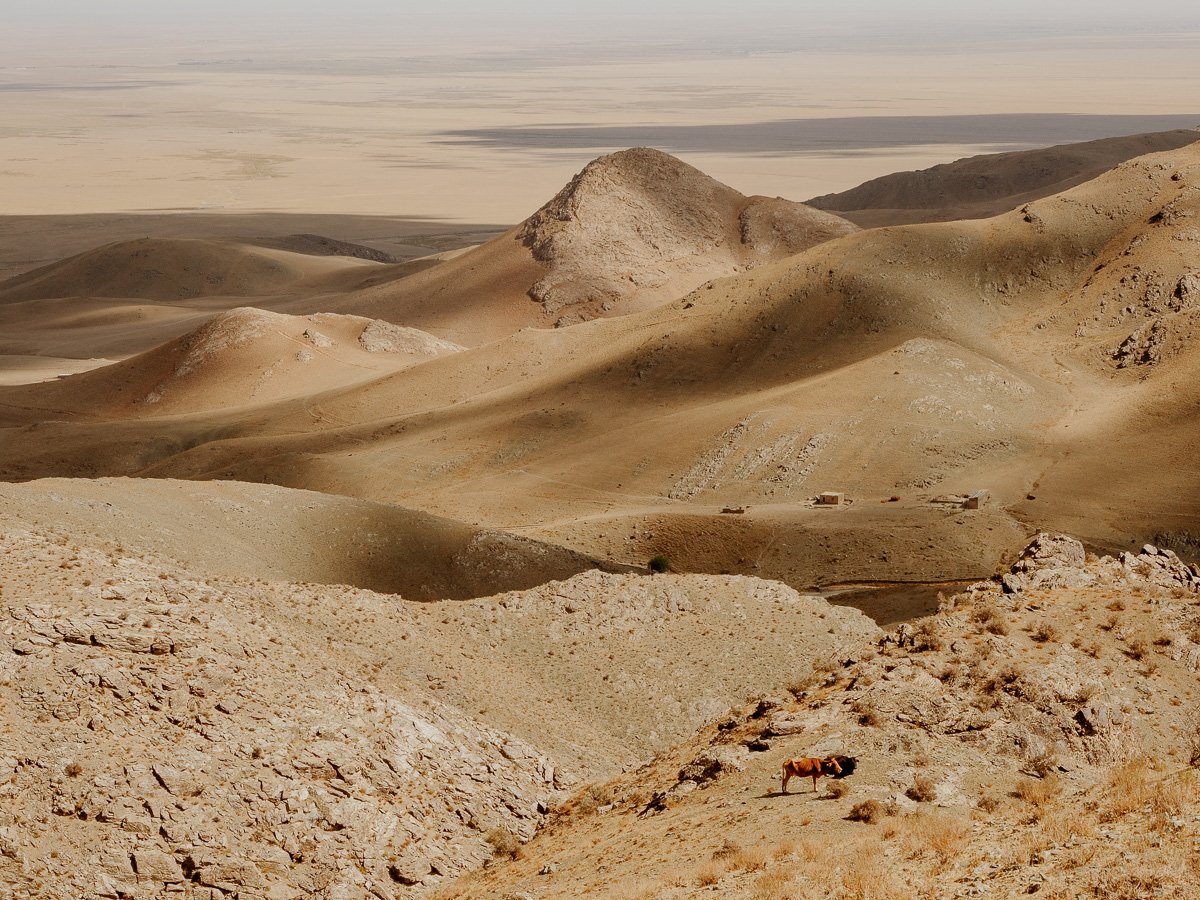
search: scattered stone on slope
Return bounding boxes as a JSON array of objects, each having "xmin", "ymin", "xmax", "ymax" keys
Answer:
[
  {"xmin": 1112, "ymin": 317, "xmax": 1167, "ymax": 367},
  {"xmin": 1176, "ymin": 272, "xmax": 1200, "ymax": 307},
  {"xmin": 358, "ymin": 319, "xmax": 464, "ymax": 356},
  {"xmin": 677, "ymin": 745, "xmax": 748, "ymax": 785}
]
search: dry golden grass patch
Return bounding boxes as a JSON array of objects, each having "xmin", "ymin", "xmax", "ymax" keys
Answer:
[
  {"xmin": 1150, "ymin": 769, "xmax": 1196, "ymax": 818},
  {"xmin": 1058, "ymin": 842, "xmax": 1099, "ymax": 870},
  {"xmin": 1024, "ymin": 750, "xmax": 1060, "ymax": 778},
  {"xmin": 1012, "ymin": 774, "xmax": 1061, "ymax": 815},
  {"xmin": 1099, "ymin": 759, "xmax": 1154, "ymax": 821},
  {"xmin": 1124, "ymin": 634, "xmax": 1150, "ymax": 660},
  {"xmin": 838, "ymin": 840, "xmax": 904, "ymax": 899},
  {"xmin": 896, "ymin": 812, "xmax": 970, "ymax": 867},
  {"xmin": 484, "ymin": 826, "xmax": 523, "ymax": 859},
  {"xmin": 1038, "ymin": 809, "xmax": 1095, "ymax": 845},
  {"xmin": 797, "ymin": 837, "xmax": 823, "ymax": 863},
  {"xmin": 605, "ymin": 880, "xmax": 661, "ymax": 900},
  {"xmin": 1181, "ymin": 721, "xmax": 1200, "ymax": 767},
  {"xmin": 730, "ymin": 845, "xmax": 770, "ymax": 873},
  {"xmin": 912, "ymin": 618, "xmax": 945, "ymax": 652},
  {"xmin": 975, "ymin": 789, "xmax": 1002, "ymax": 813},
  {"xmin": 712, "ymin": 839, "xmax": 770, "ymax": 874},
  {"xmin": 847, "ymin": 798, "xmax": 898, "ymax": 824},
  {"xmin": 1030, "ymin": 622, "xmax": 1060, "ymax": 643},
  {"xmin": 971, "ymin": 603, "xmax": 1009, "ymax": 635},
  {"xmin": 852, "ymin": 697, "xmax": 882, "ymax": 726},
  {"xmin": 749, "ymin": 866, "xmax": 798, "ymax": 899},
  {"xmin": 771, "ymin": 838, "xmax": 797, "ymax": 861}
]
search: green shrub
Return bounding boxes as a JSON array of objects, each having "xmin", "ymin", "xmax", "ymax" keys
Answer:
[{"xmin": 648, "ymin": 555, "xmax": 671, "ymax": 573}]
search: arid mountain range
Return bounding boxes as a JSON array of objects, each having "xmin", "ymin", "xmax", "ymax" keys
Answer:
[
  {"xmin": 2, "ymin": 129, "xmax": 1199, "ymax": 899},
  {"xmin": 3, "ymin": 134, "xmax": 1200, "ymax": 590}
]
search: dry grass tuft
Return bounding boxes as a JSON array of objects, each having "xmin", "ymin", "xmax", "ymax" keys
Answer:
[
  {"xmin": 1188, "ymin": 723, "xmax": 1200, "ymax": 768},
  {"xmin": 827, "ymin": 780, "xmax": 850, "ymax": 799},
  {"xmin": 896, "ymin": 812, "xmax": 970, "ymax": 866},
  {"xmin": 906, "ymin": 775, "xmax": 937, "ymax": 803},
  {"xmin": 847, "ymin": 799, "xmax": 898, "ymax": 824},
  {"xmin": 1038, "ymin": 810, "xmax": 1095, "ymax": 845},
  {"xmin": 1012, "ymin": 774, "xmax": 1060, "ymax": 811},
  {"xmin": 971, "ymin": 603, "xmax": 1009, "ymax": 635},
  {"xmin": 750, "ymin": 866, "xmax": 797, "ymax": 899},
  {"xmin": 1150, "ymin": 770, "xmax": 1195, "ymax": 818},
  {"xmin": 1024, "ymin": 750, "xmax": 1059, "ymax": 779},
  {"xmin": 1030, "ymin": 622, "xmax": 1060, "ymax": 643},
  {"xmin": 1100, "ymin": 759, "xmax": 1154, "ymax": 821},
  {"xmin": 976, "ymin": 790, "xmax": 1002, "ymax": 813},
  {"xmin": 853, "ymin": 697, "xmax": 882, "ymax": 727},
  {"xmin": 912, "ymin": 618, "xmax": 944, "ymax": 652},
  {"xmin": 557, "ymin": 779, "xmax": 620, "ymax": 818},
  {"xmin": 485, "ymin": 827, "xmax": 522, "ymax": 859},
  {"xmin": 839, "ymin": 841, "xmax": 903, "ymax": 899},
  {"xmin": 711, "ymin": 839, "xmax": 769, "ymax": 873},
  {"xmin": 730, "ymin": 845, "xmax": 770, "ymax": 873},
  {"xmin": 1124, "ymin": 634, "xmax": 1150, "ymax": 660}
]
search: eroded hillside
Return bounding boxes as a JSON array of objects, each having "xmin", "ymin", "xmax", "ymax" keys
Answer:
[
  {"xmin": 3, "ymin": 144, "xmax": 1199, "ymax": 589},
  {"xmin": 0, "ymin": 497, "xmax": 875, "ymax": 898},
  {"xmin": 448, "ymin": 535, "xmax": 1200, "ymax": 899}
]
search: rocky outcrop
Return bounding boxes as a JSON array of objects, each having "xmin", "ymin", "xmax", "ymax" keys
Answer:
[
  {"xmin": 0, "ymin": 529, "xmax": 560, "ymax": 899},
  {"xmin": 357, "ymin": 319, "xmax": 464, "ymax": 356},
  {"xmin": 1113, "ymin": 318, "xmax": 1167, "ymax": 367},
  {"xmin": 517, "ymin": 148, "xmax": 855, "ymax": 323},
  {"xmin": 1003, "ymin": 532, "xmax": 1200, "ymax": 596},
  {"xmin": 1002, "ymin": 532, "xmax": 1092, "ymax": 592}
]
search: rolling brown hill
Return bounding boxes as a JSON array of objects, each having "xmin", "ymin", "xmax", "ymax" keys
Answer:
[
  {"xmin": 0, "ymin": 237, "xmax": 382, "ymax": 305},
  {"xmin": 808, "ymin": 128, "xmax": 1200, "ymax": 227},
  {"xmin": 6, "ymin": 307, "xmax": 462, "ymax": 417},
  {"xmin": 0, "ymin": 238, "xmax": 450, "ymax": 386},
  {"xmin": 0, "ymin": 476, "xmax": 625, "ymax": 600},
  {"xmin": 2, "ymin": 143, "xmax": 1200, "ymax": 595},
  {"xmin": 313, "ymin": 148, "xmax": 858, "ymax": 344}
]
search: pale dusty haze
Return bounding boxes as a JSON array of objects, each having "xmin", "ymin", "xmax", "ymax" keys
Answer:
[{"xmin": 2, "ymin": 0, "xmax": 1198, "ymax": 221}]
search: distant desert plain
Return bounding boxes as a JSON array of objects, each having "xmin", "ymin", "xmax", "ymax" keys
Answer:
[{"xmin": 3, "ymin": 10, "xmax": 1200, "ymax": 900}]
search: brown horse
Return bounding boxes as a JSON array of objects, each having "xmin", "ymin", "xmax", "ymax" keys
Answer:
[{"xmin": 781, "ymin": 756, "xmax": 842, "ymax": 793}]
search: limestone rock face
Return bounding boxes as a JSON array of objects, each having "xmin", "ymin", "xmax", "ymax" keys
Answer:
[
  {"xmin": 1003, "ymin": 533, "xmax": 1093, "ymax": 592},
  {"xmin": 0, "ymin": 529, "xmax": 559, "ymax": 899},
  {"xmin": 0, "ymin": 518, "xmax": 879, "ymax": 898}
]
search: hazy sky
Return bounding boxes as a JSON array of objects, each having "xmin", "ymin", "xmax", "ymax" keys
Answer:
[
  {"xmin": 3, "ymin": 0, "xmax": 1198, "ymax": 221},
  {"xmin": 7, "ymin": 0, "xmax": 1200, "ymax": 47}
]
